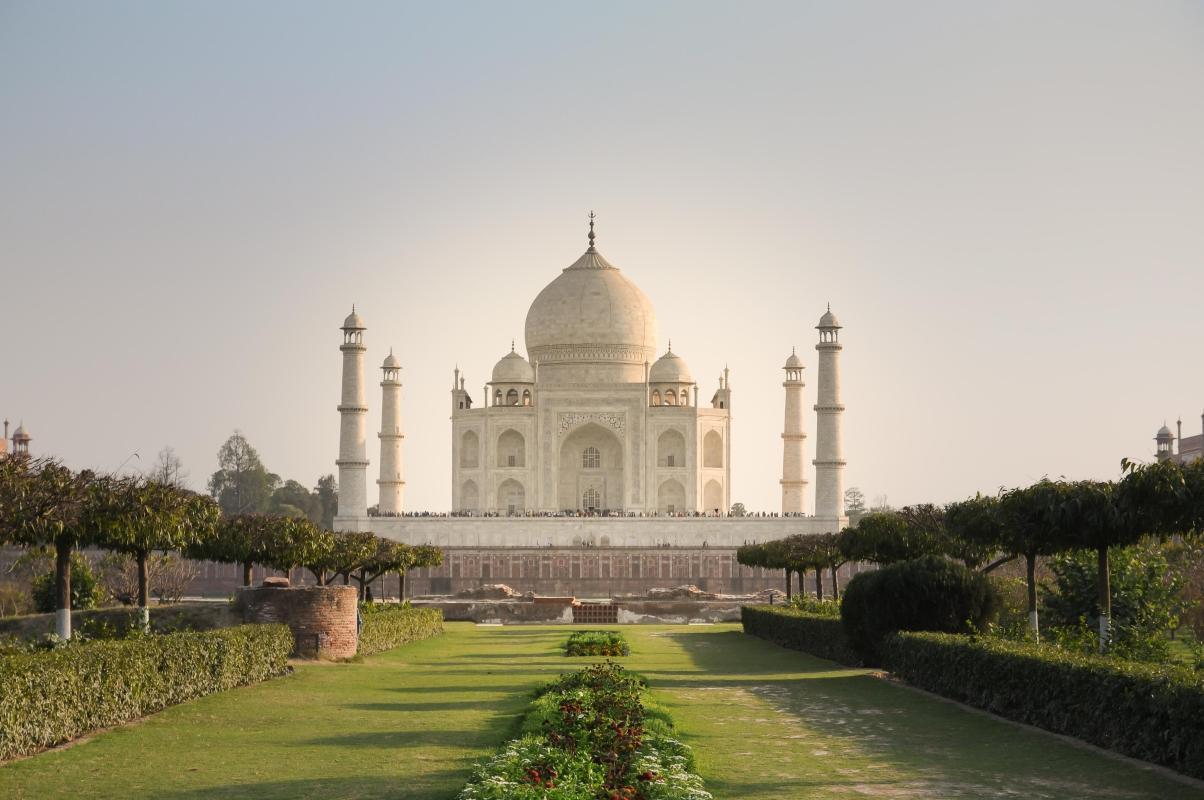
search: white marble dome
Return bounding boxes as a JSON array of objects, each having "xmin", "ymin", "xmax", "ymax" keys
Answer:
[
  {"xmin": 650, "ymin": 349, "xmax": 693, "ymax": 383},
  {"xmin": 524, "ymin": 247, "xmax": 659, "ymax": 370},
  {"xmin": 492, "ymin": 349, "xmax": 535, "ymax": 383},
  {"xmin": 343, "ymin": 308, "xmax": 365, "ymax": 330},
  {"xmin": 784, "ymin": 349, "xmax": 804, "ymax": 369}
]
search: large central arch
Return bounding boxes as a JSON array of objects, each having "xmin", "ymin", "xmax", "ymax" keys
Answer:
[{"xmin": 558, "ymin": 422, "xmax": 624, "ymax": 512}]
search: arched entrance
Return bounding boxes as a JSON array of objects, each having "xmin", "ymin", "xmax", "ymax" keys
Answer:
[
  {"xmin": 497, "ymin": 478, "xmax": 525, "ymax": 515},
  {"xmin": 558, "ymin": 422, "xmax": 624, "ymax": 512}
]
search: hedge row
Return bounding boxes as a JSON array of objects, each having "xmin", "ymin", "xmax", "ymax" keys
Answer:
[
  {"xmin": 883, "ymin": 632, "xmax": 1204, "ymax": 779},
  {"xmin": 740, "ymin": 605, "xmax": 860, "ymax": 666},
  {"xmin": 0, "ymin": 624, "xmax": 292, "ymax": 761},
  {"xmin": 358, "ymin": 606, "xmax": 443, "ymax": 656}
]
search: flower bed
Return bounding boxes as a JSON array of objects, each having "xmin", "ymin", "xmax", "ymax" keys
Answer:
[
  {"xmin": 357, "ymin": 605, "xmax": 444, "ymax": 656},
  {"xmin": 565, "ymin": 629, "xmax": 630, "ymax": 657},
  {"xmin": 0, "ymin": 624, "xmax": 293, "ymax": 761},
  {"xmin": 458, "ymin": 662, "xmax": 711, "ymax": 799},
  {"xmin": 741, "ymin": 605, "xmax": 860, "ymax": 666}
]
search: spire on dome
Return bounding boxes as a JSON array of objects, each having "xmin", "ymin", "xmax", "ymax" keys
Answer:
[{"xmin": 587, "ymin": 211, "xmax": 596, "ymax": 251}]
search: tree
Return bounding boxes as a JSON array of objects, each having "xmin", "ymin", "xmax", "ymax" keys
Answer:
[
  {"xmin": 0, "ymin": 458, "xmax": 106, "ymax": 639},
  {"xmin": 401, "ymin": 544, "xmax": 443, "ymax": 600},
  {"xmin": 271, "ymin": 479, "xmax": 318, "ymax": 521},
  {"xmin": 809, "ymin": 531, "xmax": 847, "ymax": 599},
  {"xmin": 314, "ymin": 475, "xmax": 338, "ymax": 529},
  {"xmin": 207, "ymin": 432, "xmax": 279, "ymax": 515},
  {"xmin": 95, "ymin": 479, "xmax": 220, "ymax": 628},
  {"xmin": 148, "ymin": 446, "xmax": 187, "ymax": 487},
  {"xmin": 838, "ymin": 511, "xmax": 941, "ymax": 565},
  {"xmin": 350, "ymin": 538, "xmax": 411, "ymax": 601},
  {"xmin": 325, "ymin": 531, "xmax": 379, "ymax": 587},
  {"xmin": 1045, "ymin": 542, "xmax": 1186, "ymax": 662},
  {"xmin": 944, "ymin": 494, "xmax": 1014, "ymax": 573},
  {"xmin": 1058, "ymin": 479, "xmax": 1146, "ymax": 651},
  {"xmin": 729, "ymin": 502, "xmax": 747, "ymax": 518},
  {"xmin": 844, "ymin": 488, "xmax": 867, "ymax": 523},
  {"xmin": 187, "ymin": 514, "xmax": 291, "ymax": 587},
  {"xmin": 996, "ymin": 480, "xmax": 1074, "ymax": 641}
]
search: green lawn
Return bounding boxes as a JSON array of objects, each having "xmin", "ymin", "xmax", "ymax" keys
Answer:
[{"xmin": 2, "ymin": 623, "xmax": 1200, "ymax": 799}]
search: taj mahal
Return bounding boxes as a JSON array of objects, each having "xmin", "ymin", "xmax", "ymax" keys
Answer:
[{"xmin": 332, "ymin": 218, "xmax": 850, "ymax": 595}]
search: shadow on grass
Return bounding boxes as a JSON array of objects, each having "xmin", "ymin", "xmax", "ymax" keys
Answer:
[
  {"xmin": 655, "ymin": 628, "xmax": 1204, "ymax": 800},
  {"xmin": 155, "ymin": 772, "xmax": 467, "ymax": 800}
]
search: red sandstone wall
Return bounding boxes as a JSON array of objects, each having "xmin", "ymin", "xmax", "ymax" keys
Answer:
[{"xmin": 238, "ymin": 585, "xmax": 358, "ymax": 659}]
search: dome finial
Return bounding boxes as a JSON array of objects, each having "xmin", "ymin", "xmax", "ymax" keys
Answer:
[
  {"xmin": 668, "ymin": 338, "xmax": 672, "ymax": 353},
  {"xmin": 587, "ymin": 210, "xmax": 596, "ymax": 251},
  {"xmin": 511, "ymin": 339, "xmax": 515, "ymax": 353}
]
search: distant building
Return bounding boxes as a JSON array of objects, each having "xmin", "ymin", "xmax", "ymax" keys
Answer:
[
  {"xmin": 0, "ymin": 419, "xmax": 31, "ymax": 459},
  {"xmin": 1154, "ymin": 413, "xmax": 1204, "ymax": 465}
]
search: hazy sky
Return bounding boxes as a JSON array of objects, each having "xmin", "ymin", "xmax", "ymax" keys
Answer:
[{"xmin": 2, "ymin": 1, "xmax": 1203, "ymax": 512}]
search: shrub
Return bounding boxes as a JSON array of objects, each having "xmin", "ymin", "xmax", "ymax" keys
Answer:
[
  {"xmin": 840, "ymin": 555, "xmax": 999, "ymax": 664},
  {"xmin": 883, "ymin": 631, "xmax": 1204, "ymax": 779},
  {"xmin": 31, "ymin": 554, "xmax": 102, "ymax": 614},
  {"xmin": 0, "ymin": 624, "xmax": 292, "ymax": 760},
  {"xmin": 458, "ymin": 662, "xmax": 710, "ymax": 799},
  {"xmin": 788, "ymin": 594, "xmax": 841, "ymax": 618},
  {"xmin": 1044, "ymin": 543, "xmax": 1186, "ymax": 662},
  {"xmin": 565, "ymin": 630, "xmax": 630, "ymax": 657},
  {"xmin": 741, "ymin": 606, "xmax": 859, "ymax": 666},
  {"xmin": 357, "ymin": 605, "xmax": 443, "ymax": 656}
]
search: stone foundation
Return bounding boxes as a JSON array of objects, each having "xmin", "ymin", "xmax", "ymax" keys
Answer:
[{"xmin": 238, "ymin": 585, "xmax": 358, "ymax": 659}]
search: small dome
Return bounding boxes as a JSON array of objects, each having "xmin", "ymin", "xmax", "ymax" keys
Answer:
[
  {"xmin": 12, "ymin": 423, "xmax": 29, "ymax": 441},
  {"xmin": 492, "ymin": 349, "xmax": 534, "ymax": 384},
  {"xmin": 784, "ymin": 349, "xmax": 804, "ymax": 369},
  {"xmin": 650, "ymin": 349, "xmax": 693, "ymax": 383},
  {"xmin": 817, "ymin": 306, "xmax": 841, "ymax": 329},
  {"xmin": 1157, "ymin": 424, "xmax": 1174, "ymax": 438},
  {"xmin": 342, "ymin": 307, "xmax": 365, "ymax": 330},
  {"xmin": 382, "ymin": 351, "xmax": 401, "ymax": 369}
]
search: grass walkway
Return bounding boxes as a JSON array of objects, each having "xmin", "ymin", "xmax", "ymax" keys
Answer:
[{"xmin": 2, "ymin": 623, "xmax": 1200, "ymax": 799}]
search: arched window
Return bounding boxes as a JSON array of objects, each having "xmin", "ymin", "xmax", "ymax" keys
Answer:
[
  {"xmin": 583, "ymin": 488, "xmax": 601, "ymax": 511},
  {"xmin": 680, "ymin": 390, "xmax": 690, "ymax": 406},
  {"xmin": 582, "ymin": 446, "xmax": 601, "ymax": 469},
  {"xmin": 522, "ymin": 390, "xmax": 531, "ymax": 406},
  {"xmin": 651, "ymin": 390, "xmax": 661, "ymax": 406},
  {"xmin": 493, "ymin": 389, "xmax": 502, "ymax": 406},
  {"xmin": 506, "ymin": 388, "xmax": 519, "ymax": 405},
  {"xmin": 666, "ymin": 391, "xmax": 677, "ymax": 406}
]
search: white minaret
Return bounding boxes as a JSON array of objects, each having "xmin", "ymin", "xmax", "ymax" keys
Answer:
[
  {"xmin": 377, "ymin": 349, "xmax": 405, "ymax": 515},
  {"xmin": 336, "ymin": 307, "xmax": 369, "ymax": 521},
  {"xmin": 813, "ymin": 305, "xmax": 846, "ymax": 520},
  {"xmin": 780, "ymin": 348, "xmax": 808, "ymax": 515}
]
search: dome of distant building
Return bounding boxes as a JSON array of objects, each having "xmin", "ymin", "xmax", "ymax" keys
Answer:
[
  {"xmin": 784, "ymin": 349, "xmax": 803, "ymax": 369},
  {"xmin": 1157, "ymin": 424, "xmax": 1173, "ymax": 437},
  {"xmin": 650, "ymin": 349, "xmax": 693, "ymax": 383},
  {"xmin": 382, "ymin": 351, "xmax": 400, "ymax": 369},
  {"xmin": 524, "ymin": 247, "xmax": 658, "ymax": 372},
  {"xmin": 492, "ymin": 349, "xmax": 535, "ymax": 383},
  {"xmin": 343, "ymin": 308, "xmax": 365, "ymax": 330},
  {"xmin": 818, "ymin": 307, "xmax": 840, "ymax": 329}
]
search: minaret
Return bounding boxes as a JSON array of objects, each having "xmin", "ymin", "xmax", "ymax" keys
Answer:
[
  {"xmin": 336, "ymin": 307, "xmax": 369, "ymax": 521},
  {"xmin": 780, "ymin": 348, "xmax": 808, "ymax": 515},
  {"xmin": 377, "ymin": 349, "xmax": 404, "ymax": 515},
  {"xmin": 813, "ymin": 305, "xmax": 846, "ymax": 520}
]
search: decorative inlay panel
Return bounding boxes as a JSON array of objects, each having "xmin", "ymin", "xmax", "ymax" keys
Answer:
[{"xmin": 557, "ymin": 412, "xmax": 626, "ymax": 437}]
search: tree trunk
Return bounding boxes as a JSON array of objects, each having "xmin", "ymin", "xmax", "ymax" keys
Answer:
[
  {"xmin": 242, "ymin": 561, "xmax": 253, "ymax": 587},
  {"xmin": 343, "ymin": 573, "xmax": 350, "ymax": 586},
  {"xmin": 1098, "ymin": 546, "xmax": 1111, "ymax": 653},
  {"xmin": 830, "ymin": 565, "xmax": 840, "ymax": 600},
  {"xmin": 55, "ymin": 541, "xmax": 72, "ymax": 640},
  {"xmin": 784, "ymin": 568, "xmax": 792, "ymax": 601},
  {"xmin": 1026, "ymin": 552, "xmax": 1039, "ymax": 642},
  {"xmin": 398, "ymin": 570, "xmax": 405, "ymax": 602},
  {"xmin": 815, "ymin": 568, "xmax": 823, "ymax": 601},
  {"xmin": 137, "ymin": 550, "xmax": 151, "ymax": 631}
]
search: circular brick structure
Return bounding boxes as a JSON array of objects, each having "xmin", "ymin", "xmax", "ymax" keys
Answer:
[{"xmin": 238, "ymin": 585, "xmax": 359, "ymax": 659}]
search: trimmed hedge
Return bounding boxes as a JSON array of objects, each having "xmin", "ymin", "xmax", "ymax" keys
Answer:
[
  {"xmin": 0, "ymin": 624, "xmax": 292, "ymax": 761},
  {"xmin": 884, "ymin": 632, "xmax": 1204, "ymax": 779},
  {"xmin": 565, "ymin": 630, "xmax": 630, "ymax": 657},
  {"xmin": 741, "ymin": 605, "xmax": 860, "ymax": 666},
  {"xmin": 357, "ymin": 606, "xmax": 443, "ymax": 656}
]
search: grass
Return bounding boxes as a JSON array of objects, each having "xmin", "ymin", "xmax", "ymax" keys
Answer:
[{"xmin": 1, "ymin": 623, "xmax": 1201, "ymax": 799}]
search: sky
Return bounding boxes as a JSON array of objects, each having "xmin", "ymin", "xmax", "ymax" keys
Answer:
[{"xmin": 2, "ymin": 1, "xmax": 1203, "ymax": 512}]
